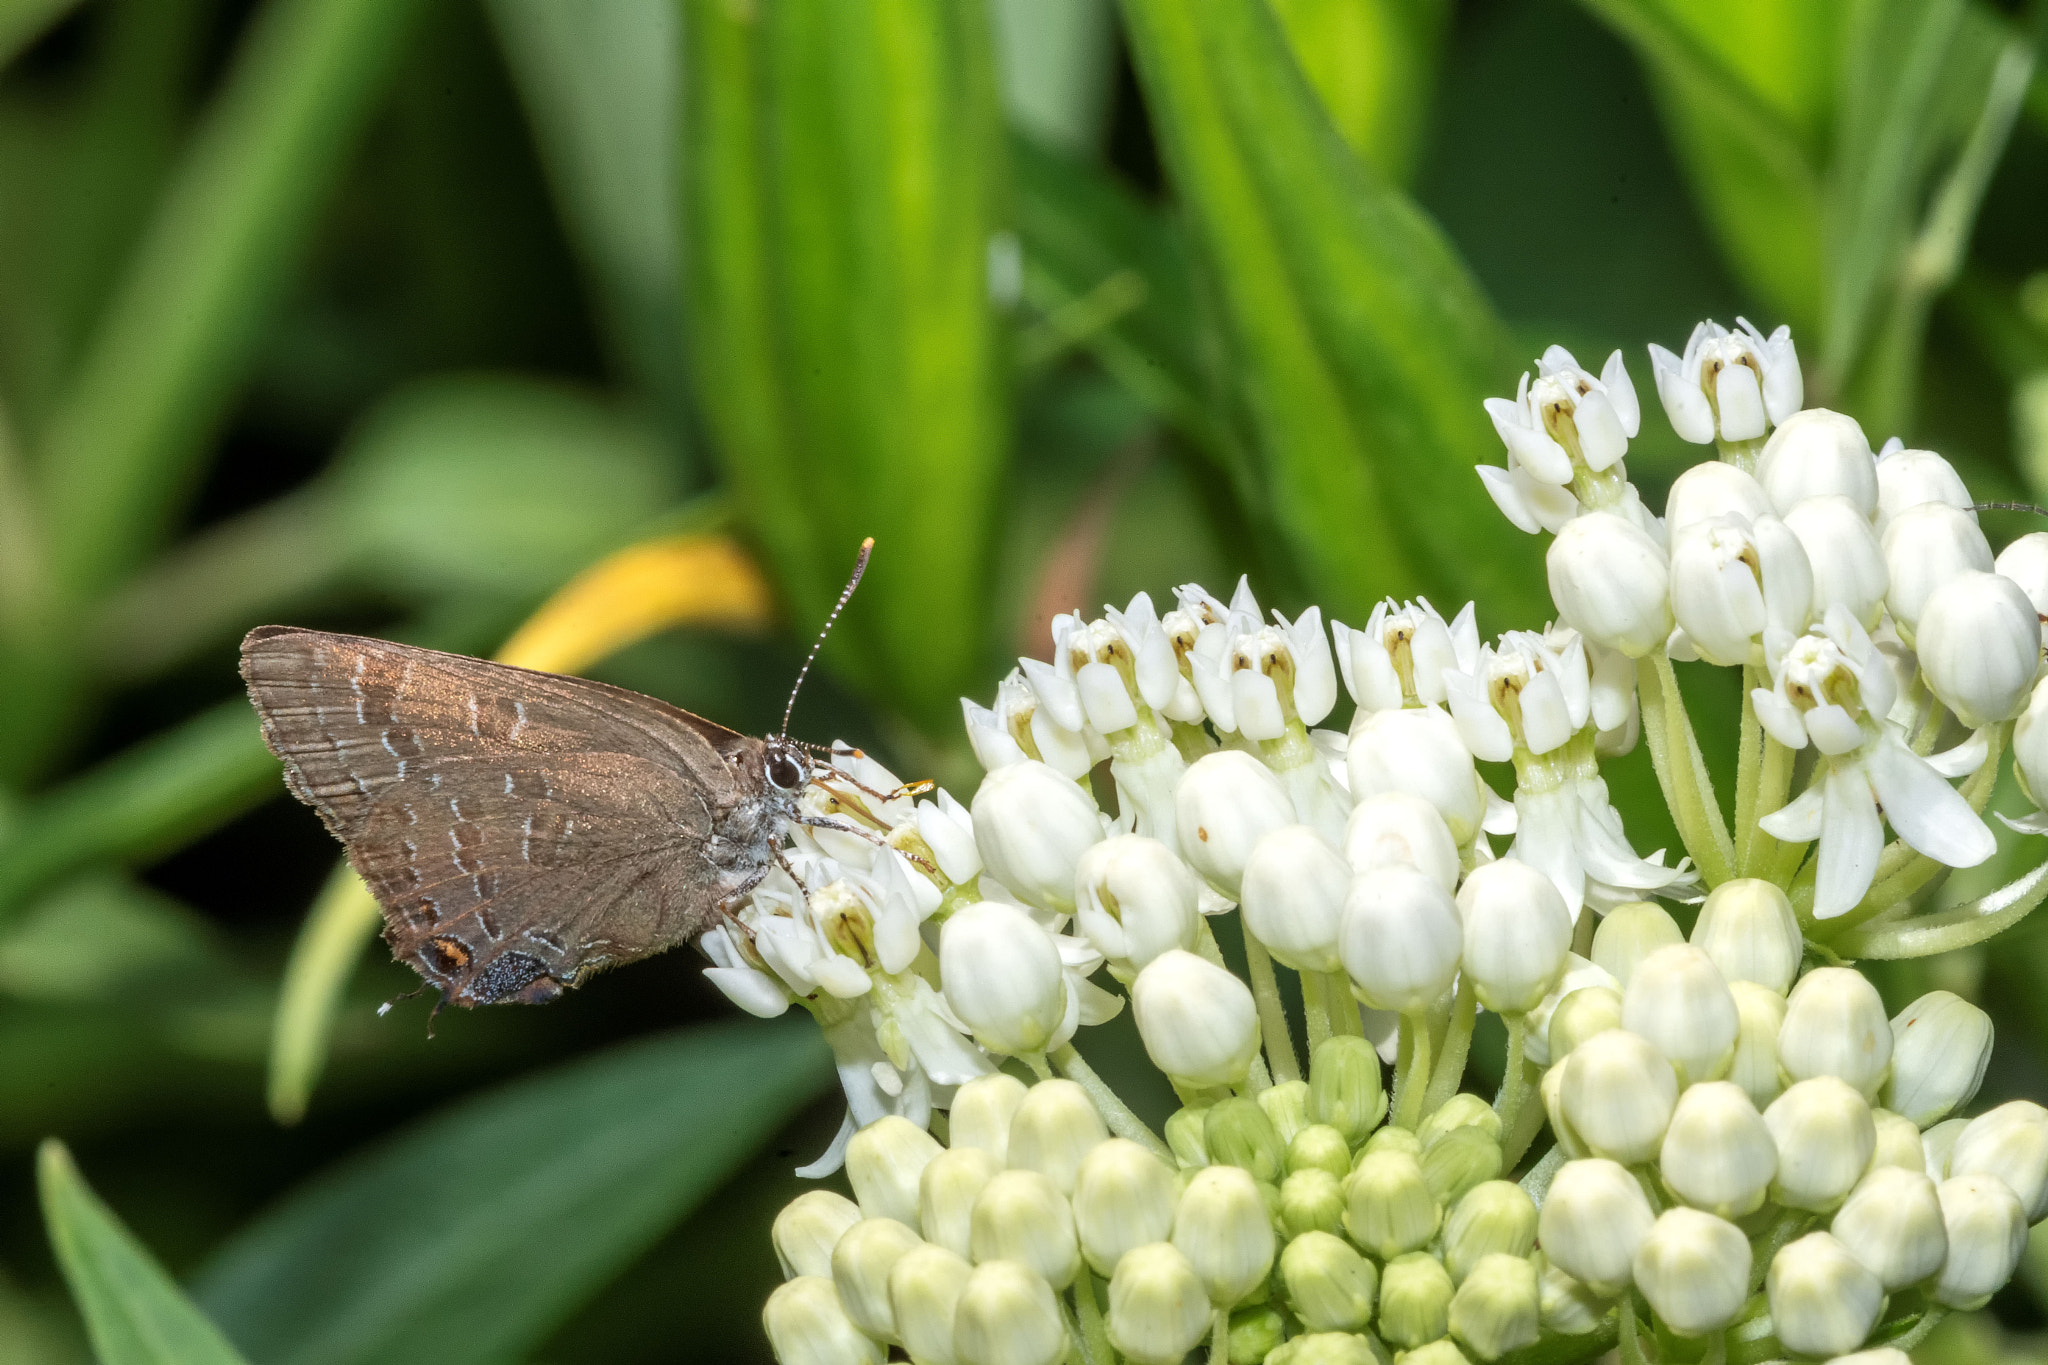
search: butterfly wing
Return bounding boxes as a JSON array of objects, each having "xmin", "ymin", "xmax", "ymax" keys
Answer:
[{"xmin": 241, "ymin": 627, "xmax": 764, "ymax": 1005}]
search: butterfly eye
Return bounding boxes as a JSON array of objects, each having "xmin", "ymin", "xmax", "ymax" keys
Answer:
[{"xmin": 766, "ymin": 749, "xmax": 807, "ymax": 791}]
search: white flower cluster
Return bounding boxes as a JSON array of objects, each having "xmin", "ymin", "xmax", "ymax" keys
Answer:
[{"xmin": 738, "ymin": 316, "xmax": 2048, "ymax": 1363}]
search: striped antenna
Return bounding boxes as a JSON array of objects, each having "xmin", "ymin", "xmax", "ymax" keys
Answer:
[
  {"xmin": 1970, "ymin": 502, "xmax": 2048, "ymax": 517},
  {"xmin": 781, "ymin": 538, "xmax": 874, "ymax": 739}
]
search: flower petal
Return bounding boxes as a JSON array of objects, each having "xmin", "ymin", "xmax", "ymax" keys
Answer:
[
  {"xmin": 1865, "ymin": 736, "xmax": 1997, "ymax": 869},
  {"xmin": 1813, "ymin": 761, "xmax": 1884, "ymax": 918}
]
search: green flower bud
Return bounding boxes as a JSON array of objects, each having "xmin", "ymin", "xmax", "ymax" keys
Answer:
[
  {"xmin": 952, "ymin": 1260, "xmax": 1066, "ymax": 1365},
  {"xmin": 1419, "ymin": 1093, "xmax": 1503, "ymax": 1150},
  {"xmin": 1535, "ymin": 1257, "xmax": 1610, "ymax": 1336},
  {"xmin": 1658, "ymin": 1081, "xmax": 1776, "ymax": 1219},
  {"xmin": 1269, "ymin": 1333, "xmax": 1393, "ymax": 1365},
  {"xmin": 969, "ymin": 1170, "xmax": 1081, "ymax": 1290},
  {"xmin": 1361, "ymin": 1125, "xmax": 1421, "ymax": 1159},
  {"xmin": 1421, "ymin": 1126, "xmax": 1503, "ymax": 1207},
  {"xmin": 1690, "ymin": 877, "xmax": 1801, "ymax": 994},
  {"xmin": 832, "ymin": 1217, "xmax": 925, "ymax": 1342},
  {"xmin": 1106, "ymin": 1242, "xmax": 1212, "ymax": 1365},
  {"xmin": 1392, "ymin": 1343, "xmax": 1470, "ymax": 1365},
  {"xmin": 1631, "ymin": 1208, "xmax": 1749, "ymax": 1336},
  {"xmin": 1073, "ymin": 1138, "xmax": 1181, "ymax": 1278},
  {"xmin": 1546, "ymin": 986, "xmax": 1624, "ymax": 1065},
  {"xmin": 1591, "ymin": 900, "xmax": 1683, "ymax": 986},
  {"xmin": 1950, "ymin": 1099, "xmax": 2048, "ymax": 1220},
  {"xmin": 1227, "ymin": 1304, "xmax": 1288, "ymax": 1364},
  {"xmin": 1780, "ymin": 967, "xmax": 1892, "ymax": 1100},
  {"xmin": 1831, "ymin": 1165, "xmax": 1948, "ymax": 1290},
  {"xmin": 1561, "ymin": 1028, "xmax": 1676, "ymax": 1164},
  {"xmin": 1007, "ymin": 1079, "xmax": 1108, "ymax": 1195},
  {"xmin": 1282, "ymin": 1229, "xmax": 1379, "ymax": 1332},
  {"xmin": 1259, "ymin": 1079, "xmax": 1313, "ymax": 1145},
  {"xmin": 1448, "ymin": 1252, "xmax": 1539, "ymax": 1361},
  {"xmin": 1934, "ymin": 1173, "xmax": 2029, "ymax": 1309},
  {"xmin": 1922, "ymin": 1115, "xmax": 1968, "ymax": 1180},
  {"xmin": 764, "ymin": 1276, "xmax": 886, "ymax": 1365},
  {"xmin": 1869, "ymin": 1108, "xmax": 1927, "ymax": 1174},
  {"xmin": 1280, "ymin": 1167, "xmax": 1348, "ymax": 1239},
  {"xmin": 1885, "ymin": 991, "xmax": 1993, "ymax": 1127},
  {"xmin": 1537, "ymin": 1158, "xmax": 1655, "ymax": 1296},
  {"xmin": 774, "ymin": 1189, "xmax": 864, "ymax": 1279},
  {"xmin": 1309, "ymin": 1036, "xmax": 1388, "ymax": 1143},
  {"xmin": 888, "ymin": 1244, "xmax": 973, "ymax": 1365},
  {"xmin": 1172, "ymin": 1164, "xmax": 1279, "ymax": 1307},
  {"xmin": 1540, "ymin": 1064, "xmax": 1587, "ymax": 1160},
  {"xmin": 1764, "ymin": 1076, "xmax": 1876, "ymax": 1211},
  {"xmin": 1622, "ymin": 944, "xmax": 1737, "ymax": 1086},
  {"xmin": 1524, "ymin": 956, "xmax": 1620, "ymax": 1067},
  {"xmin": 1443, "ymin": 1181, "xmax": 1538, "ymax": 1284},
  {"xmin": 1167, "ymin": 1105, "xmax": 1211, "ymax": 1169},
  {"xmin": 1289, "ymin": 1123, "xmax": 1354, "ymax": 1179},
  {"xmin": 1378, "ymin": 1251, "xmax": 1455, "ymax": 1349},
  {"xmin": 1727, "ymin": 981, "xmax": 1788, "ymax": 1108},
  {"xmin": 1207, "ymin": 1096, "xmax": 1287, "ymax": 1183},
  {"xmin": 1824, "ymin": 1351, "xmax": 1912, "ymax": 1365},
  {"xmin": 920, "ymin": 1147, "xmax": 1002, "ymax": 1259},
  {"xmin": 1766, "ymin": 1231, "xmax": 1883, "ymax": 1358},
  {"xmin": 848, "ymin": 1116, "xmax": 945, "ymax": 1228},
  {"xmin": 950, "ymin": 1073, "xmax": 1029, "ymax": 1165},
  {"xmin": 1344, "ymin": 1149, "xmax": 1441, "ymax": 1259}
]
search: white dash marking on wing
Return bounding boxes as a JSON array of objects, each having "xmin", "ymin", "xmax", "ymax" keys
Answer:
[{"xmin": 509, "ymin": 699, "xmax": 527, "ymax": 742}]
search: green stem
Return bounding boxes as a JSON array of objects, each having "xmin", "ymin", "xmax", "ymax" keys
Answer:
[
  {"xmin": 1240, "ymin": 931, "xmax": 1301, "ymax": 1085},
  {"xmin": 1701, "ymin": 1327, "xmax": 1727, "ymax": 1365},
  {"xmin": 1393, "ymin": 1010, "xmax": 1434, "ymax": 1131},
  {"xmin": 1301, "ymin": 969, "xmax": 1333, "ymax": 1058},
  {"xmin": 1072, "ymin": 1272, "xmax": 1113, "ymax": 1365},
  {"xmin": 1209, "ymin": 1308, "xmax": 1228, "ymax": 1364},
  {"xmin": 1619, "ymin": 1296, "xmax": 1650, "ymax": 1365},
  {"xmin": 1748, "ymin": 1207, "xmax": 1810, "ymax": 1293},
  {"xmin": 1736, "ymin": 665, "xmax": 1763, "ymax": 875},
  {"xmin": 1751, "ymin": 734, "xmax": 1796, "ymax": 885},
  {"xmin": 1421, "ymin": 978, "xmax": 1477, "ymax": 1118},
  {"xmin": 1886, "ymin": 1305, "xmax": 1948, "ymax": 1352},
  {"xmin": 1639, "ymin": 651, "xmax": 1736, "ymax": 887},
  {"xmin": 1323, "ymin": 970, "xmax": 1362, "ymax": 1038},
  {"xmin": 1053, "ymin": 1044, "xmax": 1174, "ymax": 1162},
  {"xmin": 1494, "ymin": 1014, "xmax": 1529, "ymax": 1145},
  {"xmin": 1501, "ymin": 1056, "xmax": 1549, "ymax": 1172},
  {"xmin": 1714, "ymin": 434, "xmax": 1766, "ymax": 474},
  {"xmin": 1024, "ymin": 1052, "xmax": 1055, "ymax": 1081},
  {"xmin": 1836, "ymin": 854, "xmax": 2048, "ymax": 960}
]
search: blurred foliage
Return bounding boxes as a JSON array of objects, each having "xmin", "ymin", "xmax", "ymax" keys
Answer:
[{"xmin": 0, "ymin": 0, "xmax": 2044, "ymax": 1359}]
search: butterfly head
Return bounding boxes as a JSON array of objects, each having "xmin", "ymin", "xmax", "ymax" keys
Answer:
[{"xmin": 764, "ymin": 739, "xmax": 810, "ymax": 792}]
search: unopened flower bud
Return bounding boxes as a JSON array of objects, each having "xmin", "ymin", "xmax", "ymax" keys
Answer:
[
  {"xmin": 1632, "ymin": 1208, "xmax": 1749, "ymax": 1336},
  {"xmin": 1691, "ymin": 879, "xmax": 1801, "ymax": 994},
  {"xmin": 1074, "ymin": 835, "xmax": 1200, "ymax": 971},
  {"xmin": 1882, "ymin": 501, "xmax": 1993, "ymax": 645},
  {"xmin": 1917, "ymin": 570, "xmax": 2042, "ymax": 727},
  {"xmin": 1537, "ymin": 1158, "xmax": 1655, "ymax": 1296},
  {"xmin": 921, "ymin": 1147, "xmax": 1002, "ymax": 1259},
  {"xmin": 1950, "ymin": 1100, "xmax": 2048, "ymax": 1220},
  {"xmin": 1728, "ymin": 981, "xmax": 1789, "ymax": 1108},
  {"xmin": 834, "ymin": 1217, "xmax": 925, "ymax": 1342},
  {"xmin": 1390, "ymin": 1343, "xmax": 1467, "ymax": 1365},
  {"xmin": 1242, "ymin": 825, "xmax": 1349, "ymax": 973},
  {"xmin": 1765, "ymin": 1077, "xmax": 1876, "ymax": 1211},
  {"xmin": 1524, "ymin": 956, "xmax": 1620, "ymax": 1068},
  {"xmin": 1171, "ymin": 1164, "xmax": 1277, "ymax": 1307},
  {"xmin": 1072, "ymin": 1139, "xmax": 1178, "ymax": 1277},
  {"xmin": 969, "ymin": 1171, "xmax": 1081, "ymax": 1290},
  {"xmin": 1590, "ymin": 901, "xmax": 1684, "ymax": 987},
  {"xmin": 1561, "ymin": 1029, "xmax": 1677, "ymax": 1164},
  {"xmin": 941, "ymin": 902, "xmax": 1067, "ymax": 1057},
  {"xmin": 775, "ymin": 1189, "xmax": 864, "ymax": 1279},
  {"xmin": 1229, "ymin": 1305, "xmax": 1288, "ymax": 1362},
  {"xmin": 1165, "ymin": 1106, "xmax": 1208, "ymax": 1169},
  {"xmin": 1341, "ymin": 865, "xmax": 1463, "ymax": 1013},
  {"xmin": 1448, "ymin": 1252, "xmax": 1539, "ymax": 1360},
  {"xmin": 1870, "ymin": 1108, "xmax": 1926, "ymax": 1173},
  {"xmin": 1344, "ymin": 790, "xmax": 1461, "ymax": 894},
  {"xmin": 1132, "ymin": 949, "xmax": 1261, "ymax": 1089},
  {"xmin": 1536, "ymin": 1257, "xmax": 1608, "ymax": 1336},
  {"xmin": 1935, "ymin": 1173, "xmax": 2029, "ymax": 1308},
  {"xmin": 1281, "ymin": 1230, "xmax": 1378, "ymax": 1333},
  {"xmin": 1457, "ymin": 858, "xmax": 1573, "ymax": 1013},
  {"xmin": 1659, "ymin": 1081, "xmax": 1776, "ymax": 1219},
  {"xmin": 1344, "ymin": 1148, "xmax": 1441, "ymax": 1259},
  {"xmin": 1444, "ymin": 1181, "xmax": 1538, "ymax": 1284},
  {"xmin": 1541, "ymin": 1065, "xmax": 1585, "ymax": 1160},
  {"xmin": 1347, "ymin": 707, "xmax": 1485, "ymax": 846},
  {"xmin": 1547, "ymin": 986, "xmax": 1624, "ymax": 1064},
  {"xmin": 970, "ymin": 761, "xmax": 1101, "ymax": 913},
  {"xmin": 1669, "ymin": 512, "xmax": 1813, "ymax": 667},
  {"xmin": 1419, "ymin": 1093, "xmax": 1505, "ymax": 1150},
  {"xmin": 1783, "ymin": 494, "xmax": 1889, "ymax": 627},
  {"xmin": 952, "ymin": 1260, "xmax": 1065, "ymax": 1365},
  {"xmin": 1422, "ymin": 1127, "xmax": 1504, "ymax": 1207},
  {"xmin": 848, "ymin": 1116, "xmax": 945, "ymax": 1228},
  {"xmin": 1280, "ymin": 1167, "xmax": 1347, "ymax": 1239},
  {"xmin": 1885, "ymin": 990, "xmax": 1994, "ymax": 1127},
  {"xmin": 1780, "ymin": 967, "xmax": 1892, "ymax": 1099},
  {"xmin": 1827, "ymin": 1351, "xmax": 1913, "ymax": 1365},
  {"xmin": 1756, "ymin": 408, "xmax": 1876, "ymax": 515},
  {"xmin": 1006, "ymin": 1079, "xmax": 1107, "ymax": 1196},
  {"xmin": 1205, "ymin": 1096, "xmax": 1286, "ymax": 1183},
  {"xmin": 765, "ymin": 1276, "xmax": 886, "ymax": 1365},
  {"xmin": 1379, "ymin": 1251, "xmax": 1455, "ymax": 1349},
  {"xmin": 1999, "ymin": 531, "xmax": 2048, "ymax": 621},
  {"xmin": 1258, "ymin": 1080, "xmax": 1311, "ymax": 1145},
  {"xmin": 1623, "ymin": 945, "xmax": 1738, "ymax": 1085},
  {"xmin": 1308, "ymin": 1035, "xmax": 1388, "ymax": 1144},
  {"xmin": 1547, "ymin": 513, "xmax": 1673, "ymax": 657},
  {"xmin": 1271, "ymin": 1332, "xmax": 1391, "ymax": 1365},
  {"xmin": 1105, "ymin": 1243, "xmax": 1211, "ymax": 1365},
  {"xmin": 1923, "ymin": 1116, "xmax": 1968, "ymax": 1180},
  {"xmin": 1767, "ymin": 1231, "xmax": 1883, "ymax": 1358},
  {"xmin": 1831, "ymin": 1164, "xmax": 1947, "ymax": 1290},
  {"xmin": 1363, "ymin": 1124, "xmax": 1422, "ymax": 1159},
  {"xmin": 949, "ymin": 1073, "xmax": 1028, "ymax": 1165},
  {"xmin": 1665, "ymin": 460, "xmax": 1770, "ymax": 535},
  {"xmin": 889, "ymin": 1244, "xmax": 973, "ymax": 1365},
  {"xmin": 1176, "ymin": 750, "xmax": 1294, "ymax": 898},
  {"xmin": 1289, "ymin": 1124, "xmax": 1353, "ymax": 1180}
]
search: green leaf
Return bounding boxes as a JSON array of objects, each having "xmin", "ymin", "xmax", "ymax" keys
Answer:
[
  {"xmin": 1114, "ymin": 0, "xmax": 1539, "ymax": 624},
  {"xmin": 195, "ymin": 1020, "xmax": 831, "ymax": 1365},
  {"xmin": 264, "ymin": 865, "xmax": 381, "ymax": 1126},
  {"xmin": 38, "ymin": 1139, "xmax": 252, "ymax": 1365},
  {"xmin": 0, "ymin": 0, "xmax": 84, "ymax": 71},
  {"xmin": 988, "ymin": 0, "xmax": 1119, "ymax": 154},
  {"xmin": 683, "ymin": 0, "xmax": 1011, "ymax": 732},
  {"xmin": 1267, "ymin": 0, "xmax": 1450, "ymax": 184}
]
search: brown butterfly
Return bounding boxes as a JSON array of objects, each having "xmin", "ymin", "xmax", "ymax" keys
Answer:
[{"xmin": 241, "ymin": 541, "xmax": 874, "ymax": 1012}]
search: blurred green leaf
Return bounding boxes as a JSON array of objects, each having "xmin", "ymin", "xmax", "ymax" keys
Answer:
[
  {"xmin": 988, "ymin": 0, "xmax": 1118, "ymax": 154},
  {"xmin": 1114, "ymin": 0, "xmax": 1538, "ymax": 623},
  {"xmin": 0, "ymin": 0, "xmax": 82, "ymax": 71},
  {"xmin": 38, "ymin": 1139, "xmax": 252, "ymax": 1365},
  {"xmin": 1268, "ymin": 0, "xmax": 1449, "ymax": 184},
  {"xmin": 265, "ymin": 864, "xmax": 380, "ymax": 1126},
  {"xmin": 683, "ymin": 0, "xmax": 1011, "ymax": 732},
  {"xmin": 0, "ymin": 873, "xmax": 228, "ymax": 1003},
  {"xmin": 195, "ymin": 1021, "xmax": 831, "ymax": 1365},
  {"xmin": 486, "ymin": 0, "xmax": 689, "ymax": 434}
]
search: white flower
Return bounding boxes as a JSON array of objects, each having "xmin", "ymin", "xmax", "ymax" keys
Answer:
[
  {"xmin": 1332, "ymin": 597, "xmax": 1477, "ymax": 712},
  {"xmin": 2010, "ymin": 674, "xmax": 2048, "ymax": 833},
  {"xmin": 1881, "ymin": 501, "xmax": 1993, "ymax": 646},
  {"xmin": 940, "ymin": 901, "xmax": 1070, "ymax": 1056},
  {"xmin": 1344, "ymin": 790, "xmax": 1461, "ymax": 894},
  {"xmin": 1482, "ymin": 347, "xmax": 1639, "ymax": 488},
  {"xmin": 964, "ymin": 669, "xmax": 1094, "ymax": 778},
  {"xmin": 1781, "ymin": 495, "xmax": 1888, "ymax": 629},
  {"xmin": 1131, "ymin": 949, "xmax": 1261, "ymax": 1088},
  {"xmin": 1755, "ymin": 607, "xmax": 1995, "ymax": 918},
  {"xmin": 1546, "ymin": 513, "xmax": 1672, "ymax": 657},
  {"xmin": 1995, "ymin": 531, "xmax": 2048, "ymax": 625},
  {"xmin": 1875, "ymin": 444, "xmax": 1974, "ymax": 532},
  {"xmin": 1663, "ymin": 460, "xmax": 1771, "ymax": 537},
  {"xmin": 1073, "ymin": 835, "xmax": 1201, "ymax": 972},
  {"xmin": 1348, "ymin": 703, "xmax": 1498, "ymax": 847},
  {"xmin": 1445, "ymin": 630, "xmax": 1589, "ymax": 761},
  {"xmin": 1667, "ymin": 512, "xmax": 1813, "ymax": 668},
  {"xmin": 1648, "ymin": 318, "xmax": 1801, "ymax": 443},
  {"xmin": 1174, "ymin": 749, "xmax": 1295, "ymax": 899},
  {"xmin": 971, "ymin": 760, "xmax": 1104, "ymax": 914},
  {"xmin": 1456, "ymin": 858, "xmax": 1573, "ymax": 1013},
  {"xmin": 1174, "ymin": 577, "xmax": 1336, "ymax": 740},
  {"xmin": 1915, "ymin": 570, "xmax": 2042, "ymax": 728},
  {"xmin": 1756, "ymin": 409, "xmax": 1877, "ymax": 516},
  {"xmin": 1340, "ymin": 865, "xmax": 1463, "ymax": 1013}
]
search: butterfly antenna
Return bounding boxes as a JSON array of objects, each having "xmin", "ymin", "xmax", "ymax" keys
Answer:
[
  {"xmin": 1971, "ymin": 501, "xmax": 2048, "ymax": 517},
  {"xmin": 782, "ymin": 538, "xmax": 874, "ymax": 739}
]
